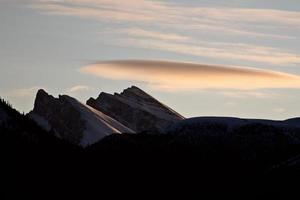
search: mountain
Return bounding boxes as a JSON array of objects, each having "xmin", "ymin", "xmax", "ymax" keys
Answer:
[
  {"xmin": 29, "ymin": 89, "xmax": 134, "ymax": 147},
  {"xmin": 167, "ymin": 116, "xmax": 300, "ymax": 148},
  {"xmin": 168, "ymin": 116, "xmax": 300, "ymax": 132},
  {"xmin": 0, "ymin": 96, "xmax": 79, "ymax": 162},
  {"xmin": 165, "ymin": 117, "xmax": 300, "ymax": 165},
  {"xmin": 87, "ymin": 86, "xmax": 184, "ymax": 132},
  {"xmin": 285, "ymin": 117, "xmax": 300, "ymax": 127},
  {"xmin": 0, "ymin": 97, "xmax": 82, "ymax": 200},
  {"xmin": 2, "ymin": 94, "xmax": 300, "ymax": 199},
  {"xmin": 91, "ymin": 115, "xmax": 300, "ymax": 163}
]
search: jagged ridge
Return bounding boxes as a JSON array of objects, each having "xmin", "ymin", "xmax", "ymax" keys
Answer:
[
  {"xmin": 87, "ymin": 86, "xmax": 184, "ymax": 132},
  {"xmin": 29, "ymin": 89, "xmax": 134, "ymax": 147}
]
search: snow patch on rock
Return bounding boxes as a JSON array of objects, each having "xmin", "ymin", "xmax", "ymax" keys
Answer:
[{"xmin": 63, "ymin": 95, "xmax": 134, "ymax": 147}]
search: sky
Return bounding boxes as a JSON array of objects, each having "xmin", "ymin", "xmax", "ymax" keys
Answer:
[{"xmin": 1, "ymin": 0, "xmax": 300, "ymax": 120}]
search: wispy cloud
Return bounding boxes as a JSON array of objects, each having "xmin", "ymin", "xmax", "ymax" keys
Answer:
[
  {"xmin": 67, "ymin": 85, "xmax": 93, "ymax": 93},
  {"xmin": 122, "ymin": 28, "xmax": 189, "ymax": 42},
  {"xmin": 32, "ymin": 0, "xmax": 300, "ymax": 26},
  {"xmin": 80, "ymin": 60, "xmax": 300, "ymax": 91},
  {"xmin": 2, "ymin": 86, "xmax": 44, "ymax": 112},
  {"xmin": 6, "ymin": 87, "xmax": 42, "ymax": 98},
  {"xmin": 273, "ymin": 108, "xmax": 286, "ymax": 113},
  {"xmin": 30, "ymin": 0, "xmax": 300, "ymax": 66},
  {"xmin": 115, "ymin": 37, "xmax": 300, "ymax": 65},
  {"xmin": 221, "ymin": 91, "xmax": 277, "ymax": 99}
]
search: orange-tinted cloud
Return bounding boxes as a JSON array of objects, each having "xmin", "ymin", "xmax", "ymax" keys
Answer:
[{"xmin": 80, "ymin": 60, "xmax": 300, "ymax": 91}]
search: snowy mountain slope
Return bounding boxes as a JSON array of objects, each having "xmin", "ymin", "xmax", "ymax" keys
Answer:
[
  {"xmin": 284, "ymin": 118, "xmax": 300, "ymax": 128},
  {"xmin": 64, "ymin": 95, "xmax": 134, "ymax": 146},
  {"xmin": 29, "ymin": 89, "xmax": 134, "ymax": 147},
  {"xmin": 87, "ymin": 86, "xmax": 184, "ymax": 132},
  {"xmin": 168, "ymin": 116, "xmax": 300, "ymax": 133}
]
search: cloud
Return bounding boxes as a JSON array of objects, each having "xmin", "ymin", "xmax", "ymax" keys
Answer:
[
  {"xmin": 31, "ymin": 0, "xmax": 162, "ymax": 22},
  {"xmin": 80, "ymin": 60, "xmax": 300, "ymax": 91},
  {"xmin": 115, "ymin": 37, "xmax": 300, "ymax": 65},
  {"xmin": 6, "ymin": 87, "xmax": 42, "ymax": 98},
  {"xmin": 68, "ymin": 85, "xmax": 93, "ymax": 93},
  {"xmin": 221, "ymin": 91, "xmax": 277, "ymax": 99},
  {"xmin": 225, "ymin": 102, "xmax": 237, "ymax": 107},
  {"xmin": 29, "ymin": 0, "xmax": 300, "ymax": 66},
  {"xmin": 273, "ymin": 108, "xmax": 286, "ymax": 113},
  {"xmin": 31, "ymin": 0, "xmax": 300, "ymax": 26},
  {"xmin": 2, "ymin": 86, "xmax": 44, "ymax": 113},
  {"xmin": 188, "ymin": 7, "xmax": 300, "ymax": 26},
  {"xmin": 122, "ymin": 28, "xmax": 189, "ymax": 42}
]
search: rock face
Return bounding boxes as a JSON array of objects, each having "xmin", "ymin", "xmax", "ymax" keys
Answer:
[
  {"xmin": 29, "ymin": 89, "xmax": 134, "ymax": 147},
  {"xmin": 87, "ymin": 86, "xmax": 184, "ymax": 132}
]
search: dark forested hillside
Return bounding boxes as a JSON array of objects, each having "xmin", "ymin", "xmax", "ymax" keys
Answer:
[
  {"xmin": 0, "ymin": 98, "xmax": 78, "ymax": 151},
  {"xmin": 1, "ymin": 99, "xmax": 82, "ymax": 199},
  {"xmin": 2, "ymin": 98, "xmax": 300, "ymax": 199}
]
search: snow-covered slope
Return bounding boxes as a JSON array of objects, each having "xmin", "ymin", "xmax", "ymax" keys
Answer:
[
  {"xmin": 29, "ymin": 89, "xmax": 134, "ymax": 147},
  {"xmin": 87, "ymin": 86, "xmax": 184, "ymax": 132},
  {"xmin": 64, "ymin": 95, "xmax": 134, "ymax": 146},
  {"xmin": 168, "ymin": 116, "xmax": 300, "ymax": 133},
  {"xmin": 284, "ymin": 118, "xmax": 300, "ymax": 128}
]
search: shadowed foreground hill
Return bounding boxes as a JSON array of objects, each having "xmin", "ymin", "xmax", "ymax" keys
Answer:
[
  {"xmin": 2, "ymin": 98, "xmax": 300, "ymax": 199},
  {"xmin": 1, "ymin": 99, "xmax": 82, "ymax": 199}
]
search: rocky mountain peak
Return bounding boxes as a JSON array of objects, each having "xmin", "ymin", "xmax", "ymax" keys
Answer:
[
  {"xmin": 120, "ymin": 86, "xmax": 152, "ymax": 99},
  {"xmin": 30, "ymin": 89, "xmax": 134, "ymax": 147},
  {"xmin": 87, "ymin": 86, "xmax": 184, "ymax": 132},
  {"xmin": 34, "ymin": 89, "xmax": 53, "ymax": 108},
  {"xmin": 36, "ymin": 89, "xmax": 49, "ymax": 98}
]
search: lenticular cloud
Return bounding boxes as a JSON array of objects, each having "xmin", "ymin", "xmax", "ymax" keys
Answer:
[{"xmin": 80, "ymin": 60, "xmax": 300, "ymax": 91}]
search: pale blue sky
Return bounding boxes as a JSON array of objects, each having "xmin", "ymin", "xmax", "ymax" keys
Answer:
[{"xmin": 1, "ymin": 0, "xmax": 300, "ymax": 119}]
